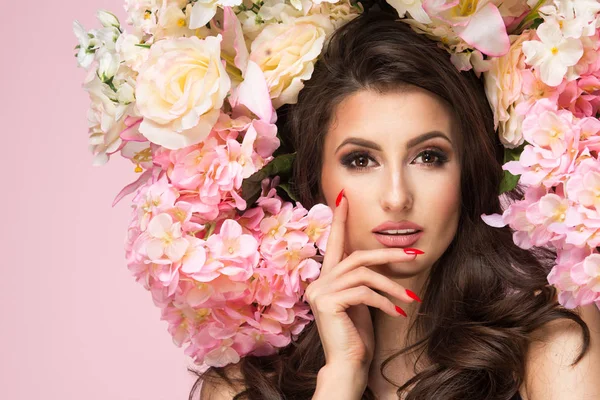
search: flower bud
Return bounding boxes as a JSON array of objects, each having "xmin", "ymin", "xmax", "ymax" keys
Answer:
[
  {"xmin": 97, "ymin": 10, "xmax": 120, "ymax": 29},
  {"xmin": 98, "ymin": 50, "xmax": 120, "ymax": 82}
]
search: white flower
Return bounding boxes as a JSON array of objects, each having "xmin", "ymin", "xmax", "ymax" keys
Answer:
[
  {"xmin": 539, "ymin": 0, "xmax": 600, "ymax": 38},
  {"xmin": 249, "ymin": 13, "xmax": 334, "ymax": 108},
  {"xmin": 499, "ymin": 103, "xmax": 525, "ymax": 148},
  {"xmin": 154, "ymin": 2, "xmax": 207, "ymax": 40},
  {"xmin": 309, "ymin": 0, "xmax": 362, "ymax": 29},
  {"xmin": 386, "ymin": 0, "xmax": 431, "ymax": 24},
  {"xmin": 73, "ymin": 21, "xmax": 100, "ymax": 69},
  {"xmin": 135, "ymin": 35, "xmax": 231, "ymax": 150},
  {"xmin": 96, "ymin": 10, "xmax": 121, "ymax": 29},
  {"xmin": 97, "ymin": 49, "xmax": 120, "ymax": 82},
  {"xmin": 83, "ymin": 70, "xmax": 132, "ymax": 165},
  {"xmin": 189, "ymin": 0, "xmax": 244, "ymax": 29},
  {"xmin": 235, "ymin": 0, "xmax": 304, "ymax": 41},
  {"xmin": 115, "ymin": 32, "xmax": 149, "ymax": 73},
  {"xmin": 124, "ymin": 0, "xmax": 162, "ymax": 36},
  {"xmin": 522, "ymin": 19, "xmax": 584, "ymax": 86}
]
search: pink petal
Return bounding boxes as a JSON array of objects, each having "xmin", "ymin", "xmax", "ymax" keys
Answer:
[
  {"xmin": 119, "ymin": 118, "xmax": 144, "ymax": 141},
  {"xmin": 222, "ymin": 7, "xmax": 249, "ymax": 73},
  {"xmin": 455, "ymin": 3, "xmax": 510, "ymax": 57},
  {"xmin": 229, "ymin": 60, "xmax": 273, "ymax": 122},
  {"xmin": 112, "ymin": 168, "xmax": 154, "ymax": 207},
  {"xmin": 481, "ymin": 213, "xmax": 507, "ymax": 227}
]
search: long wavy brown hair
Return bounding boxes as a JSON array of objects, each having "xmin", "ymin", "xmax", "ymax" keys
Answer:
[{"xmin": 190, "ymin": 4, "xmax": 591, "ymax": 399}]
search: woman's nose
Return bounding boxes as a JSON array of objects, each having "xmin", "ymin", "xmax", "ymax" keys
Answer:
[{"xmin": 379, "ymin": 171, "xmax": 413, "ymax": 212}]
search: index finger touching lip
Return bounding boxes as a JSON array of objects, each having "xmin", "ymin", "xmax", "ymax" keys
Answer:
[{"xmin": 321, "ymin": 189, "xmax": 347, "ymax": 275}]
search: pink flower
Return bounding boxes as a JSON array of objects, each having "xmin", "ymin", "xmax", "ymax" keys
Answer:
[
  {"xmin": 500, "ymin": 186, "xmax": 555, "ymax": 248},
  {"xmin": 144, "ymin": 213, "xmax": 190, "ymax": 262},
  {"xmin": 295, "ymin": 203, "xmax": 333, "ymax": 253},
  {"xmin": 259, "ymin": 202, "xmax": 294, "ymax": 242},
  {"xmin": 576, "ymin": 117, "xmax": 600, "ymax": 152},
  {"xmin": 502, "ymin": 144, "xmax": 562, "ymax": 187},
  {"xmin": 562, "ymin": 206, "xmax": 600, "ymax": 248},
  {"xmin": 514, "ymin": 69, "xmax": 565, "ymax": 117},
  {"xmin": 522, "ymin": 101, "xmax": 578, "ymax": 158},
  {"xmin": 205, "ymin": 219, "xmax": 259, "ymax": 281},
  {"xmin": 570, "ymin": 254, "xmax": 600, "ymax": 305},
  {"xmin": 131, "ymin": 174, "xmax": 179, "ymax": 231},
  {"xmin": 566, "ymin": 156, "xmax": 600, "ymax": 213},
  {"xmin": 536, "ymin": 193, "xmax": 570, "ymax": 236},
  {"xmin": 423, "ymin": 0, "xmax": 510, "ymax": 56}
]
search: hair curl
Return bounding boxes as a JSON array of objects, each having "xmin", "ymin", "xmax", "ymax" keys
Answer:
[{"xmin": 190, "ymin": 5, "xmax": 590, "ymax": 399}]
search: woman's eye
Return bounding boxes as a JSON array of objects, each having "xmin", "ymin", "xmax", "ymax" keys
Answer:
[
  {"xmin": 341, "ymin": 148, "xmax": 448, "ymax": 170},
  {"xmin": 341, "ymin": 152, "xmax": 376, "ymax": 170},
  {"xmin": 412, "ymin": 149, "xmax": 448, "ymax": 166}
]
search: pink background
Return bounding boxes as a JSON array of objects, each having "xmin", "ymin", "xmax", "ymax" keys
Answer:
[{"xmin": 1, "ymin": 1, "xmax": 197, "ymax": 398}]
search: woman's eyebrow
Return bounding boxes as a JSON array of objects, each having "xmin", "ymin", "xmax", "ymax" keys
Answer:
[{"xmin": 334, "ymin": 131, "xmax": 452, "ymax": 154}]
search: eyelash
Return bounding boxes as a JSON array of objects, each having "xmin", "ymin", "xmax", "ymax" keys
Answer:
[{"xmin": 340, "ymin": 148, "xmax": 449, "ymax": 171}]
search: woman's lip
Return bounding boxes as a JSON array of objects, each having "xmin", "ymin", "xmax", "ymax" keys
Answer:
[{"xmin": 373, "ymin": 231, "xmax": 423, "ymax": 248}]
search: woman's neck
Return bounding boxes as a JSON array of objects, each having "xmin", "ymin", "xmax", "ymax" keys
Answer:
[{"xmin": 368, "ymin": 273, "xmax": 429, "ymax": 398}]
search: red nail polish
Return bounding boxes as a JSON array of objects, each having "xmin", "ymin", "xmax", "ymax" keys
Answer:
[
  {"xmin": 405, "ymin": 289, "xmax": 422, "ymax": 303},
  {"xmin": 403, "ymin": 248, "xmax": 424, "ymax": 255},
  {"xmin": 395, "ymin": 305, "xmax": 407, "ymax": 317},
  {"xmin": 335, "ymin": 189, "xmax": 344, "ymax": 207}
]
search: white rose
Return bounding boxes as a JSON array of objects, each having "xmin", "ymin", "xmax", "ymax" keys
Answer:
[
  {"xmin": 135, "ymin": 35, "xmax": 231, "ymax": 150},
  {"xmin": 499, "ymin": 103, "xmax": 525, "ymax": 148},
  {"xmin": 249, "ymin": 13, "xmax": 334, "ymax": 108},
  {"xmin": 483, "ymin": 31, "xmax": 535, "ymax": 146},
  {"xmin": 309, "ymin": 0, "xmax": 362, "ymax": 29}
]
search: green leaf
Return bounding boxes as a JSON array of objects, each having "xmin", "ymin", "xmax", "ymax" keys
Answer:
[
  {"xmin": 504, "ymin": 144, "xmax": 525, "ymax": 162},
  {"xmin": 241, "ymin": 153, "xmax": 296, "ymax": 207},
  {"xmin": 276, "ymin": 183, "xmax": 298, "ymax": 202},
  {"xmin": 529, "ymin": 17, "xmax": 544, "ymax": 30},
  {"xmin": 498, "ymin": 144, "xmax": 525, "ymax": 194},
  {"xmin": 499, "ymin": 170, "xmax": 520, "ymax": 194}
]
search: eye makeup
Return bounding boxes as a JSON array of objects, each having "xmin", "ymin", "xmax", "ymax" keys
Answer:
[{"xmin": 340, "ymin": 147, "xmax": 450, "ymax": 171}]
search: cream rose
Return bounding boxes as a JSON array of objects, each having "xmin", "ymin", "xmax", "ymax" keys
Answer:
[
  {"xmin": 249, "ymin": 13, "xmax": 334, "ymax": 108},
  {"xmin": 309, "ymin": 0, "xmax": 362, "ymax": 29},
  {"xmin": 135, "ymin": 35, "xmax": 231, "ymax": 150},
  {"xmin": 484, "ymin": 30, "xmax": 536, "ymax": 147}
]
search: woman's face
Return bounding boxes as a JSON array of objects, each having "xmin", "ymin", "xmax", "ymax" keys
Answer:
[{"xmin": 320, "ymin": 89, "xmax": 462, "ymax": 277}]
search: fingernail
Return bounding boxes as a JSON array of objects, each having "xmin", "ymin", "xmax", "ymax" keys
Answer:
[
  {"xmin": 405, "ymin": 289, "xmax": 422, "ymax": 303},
  {"xmin": 335, "ymin": 189, "xmax": 344, "ymax": 207},
  {"xmin": 403, "ymin": 248, "xmax": 424, "ymax": 255},
  {"xmin": 395, "ymin": 305, "xmax": 407, "ymax": 317}
]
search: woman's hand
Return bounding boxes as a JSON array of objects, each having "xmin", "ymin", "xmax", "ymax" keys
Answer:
[{"xmin": 303, "ymin": 190, "xmax": 421, "ymax": 375}]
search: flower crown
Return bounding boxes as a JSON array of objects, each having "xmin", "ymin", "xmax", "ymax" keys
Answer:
[{"xmin": 73, "ymin": 0, "xmax": 600, "ymax": 369}]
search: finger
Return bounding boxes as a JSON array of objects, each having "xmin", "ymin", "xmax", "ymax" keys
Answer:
[
  {"xmin": 325, "ymin": 266, "xmax": 415, "ymax": 303},
  {"xmin": 332, "ymin": 248, "xmax": 418, "ymax": 277},
  {"xmin": 321, "ymin": 189, "xmax": 348, "ymax": 275},
  {"xmin": 317, "ymin": 285, "xmax": 406, "ymax": 319}
]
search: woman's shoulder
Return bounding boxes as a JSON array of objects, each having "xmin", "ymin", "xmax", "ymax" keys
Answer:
[
  {"xmin": 198, "ymin": 363, "xmax": 247, "ymax": 400},
  {"xmin": 520, "ymin": 303, "xmax": 600, "ymax": 399}
]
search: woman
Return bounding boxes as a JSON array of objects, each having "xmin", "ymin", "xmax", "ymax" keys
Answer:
[{"xmin": 193, "ymin": 7, "xmax": 600, "ymax": 400}]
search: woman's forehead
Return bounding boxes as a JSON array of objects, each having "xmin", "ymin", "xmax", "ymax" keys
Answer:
[{"xmin": 325, "ymin": 89, "xmax": 456, "ymax": 151}]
